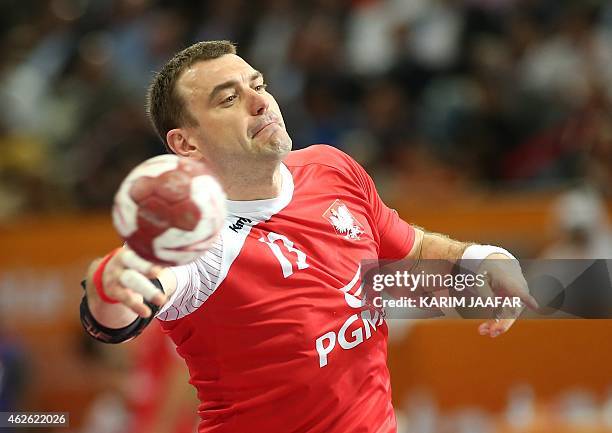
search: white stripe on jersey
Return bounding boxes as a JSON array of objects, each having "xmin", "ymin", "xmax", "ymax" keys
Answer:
[{"xmin": 156, "ymin": 226, "xmax": 251, "ymax": 321}]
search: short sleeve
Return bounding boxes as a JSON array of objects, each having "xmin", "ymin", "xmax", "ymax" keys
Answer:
[
  {"xmin": 371, "ymin": 197, "xmax": 416, "ymax": 259},
  {"xmin": 331, "ymin": 147, "xmax": 415, "ymax": 259}
]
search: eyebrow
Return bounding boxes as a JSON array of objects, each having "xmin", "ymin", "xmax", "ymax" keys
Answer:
[{"xmin": 208, "ymin": 71, "xmax": 264, "ymax": 103}]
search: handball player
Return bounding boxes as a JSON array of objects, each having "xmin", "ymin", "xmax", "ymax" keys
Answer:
[{"xmin": 80, "ymin": 41, "xmax": 537, "ymax": 433}]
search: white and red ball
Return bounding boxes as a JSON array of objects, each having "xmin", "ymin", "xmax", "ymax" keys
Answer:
[{"xmin": 112, "ymin": 154, "xmax": 226, "ymax": 266}]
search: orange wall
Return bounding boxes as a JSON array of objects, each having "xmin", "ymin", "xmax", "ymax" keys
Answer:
[{"xmin": 388, "ymin": 320, "xmax": 612, "ymax": 412}]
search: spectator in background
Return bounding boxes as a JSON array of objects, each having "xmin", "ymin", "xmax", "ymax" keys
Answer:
[
  {"xmin": 109, "ymin": 4, "xmax": 189, "ymax": 97},
  {"xmin": 541, "ymin": 187, "xmax": 612, "ymax": 259},
  {"xmin": 247, "ymin": 0, "xmax": 303, "ymax": 105},
  {"xmin": 0, "ymin": 0, "xmax": 611, "ymax": 218}
]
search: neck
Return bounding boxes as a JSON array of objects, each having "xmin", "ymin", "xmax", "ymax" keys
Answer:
[{"xmin": 217, "ymin": 161, "xmax": 283, "ymax": 201}]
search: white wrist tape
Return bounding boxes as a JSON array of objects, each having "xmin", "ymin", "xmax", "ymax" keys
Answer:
[{"xmin": 460, "ymin": 244, "xmax": 517, "ymax": 273}]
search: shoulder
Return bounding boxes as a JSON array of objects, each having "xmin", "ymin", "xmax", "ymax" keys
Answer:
[
  {"xmin": 283, "ymin": 144, "xmax": 371, "ymax": 194},
  {"xmin": 283, "ymin": 144, "xmax": 358, "ymax": 172}
]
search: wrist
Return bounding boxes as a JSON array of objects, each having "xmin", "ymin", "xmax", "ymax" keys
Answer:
[
  {"xmin": 460, "ymin": 244, "xmax": 517, "ymax": 273},
  {"xmin": 93, "ymin": 248, "xmax": 122, "ymax": 304}
]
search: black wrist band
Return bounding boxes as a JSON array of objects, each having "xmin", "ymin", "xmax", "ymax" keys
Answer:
[{"xmin": 79, "ymin": 278, "xmax": 164, "ymax": 344}]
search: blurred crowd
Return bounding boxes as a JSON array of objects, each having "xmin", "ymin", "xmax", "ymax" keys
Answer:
[
  {"xmin": 1, "ymin": 3, "xmax": 611, "ymax": 431},
  {"xmin": 1, "ymin": 0, "xmax": 611, "ymax": 219}
]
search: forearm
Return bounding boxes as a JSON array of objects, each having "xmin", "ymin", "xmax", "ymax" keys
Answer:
[
  {"xmin": 403, "ymin": 227, "xmax": 535, "ymax": 336},
  {"xmin": 408, "ymin": 227, "xmax": 473, "ymax": 263}
]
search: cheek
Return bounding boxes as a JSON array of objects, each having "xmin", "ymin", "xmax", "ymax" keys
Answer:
[
  {"xmin": 207, "ymin": 118, "xmax": 249, "ymax": 151},
  {"xmin": 205, "ymin": 113, "xmax": 245, "ymax": 137}
]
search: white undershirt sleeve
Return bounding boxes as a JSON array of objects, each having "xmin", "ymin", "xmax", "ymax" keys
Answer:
[{"xmin": 155, "ymin": 236, "xmax": 224, "ymax": 321}]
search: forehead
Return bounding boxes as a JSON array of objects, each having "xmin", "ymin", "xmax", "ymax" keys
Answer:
[{"xmin": 176, "ymin": 54, "xmax": 257, "ymax": 100}]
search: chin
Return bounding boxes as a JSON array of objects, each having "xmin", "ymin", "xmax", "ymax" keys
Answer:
[{"xmin": 263, "ymin": 135, "xmax": 292, "ymax": 157}]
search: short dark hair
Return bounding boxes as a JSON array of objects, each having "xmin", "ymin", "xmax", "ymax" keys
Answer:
[{"xmin": 146, "ymin": 40, "xmax": 237, "ymax": 152}]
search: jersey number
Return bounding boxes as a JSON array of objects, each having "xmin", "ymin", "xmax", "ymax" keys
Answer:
[{"xmin": 258, "ymin": 232, "xmax": 309, "ymax": 278}]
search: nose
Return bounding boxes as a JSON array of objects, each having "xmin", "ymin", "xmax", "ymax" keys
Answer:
[{"xmin": 248, "ymin": 88, "xmax": 269, "ymax": 116}]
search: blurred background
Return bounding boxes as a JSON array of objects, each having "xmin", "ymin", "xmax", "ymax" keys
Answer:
[{"xmin": 0, "ymin": 0, "xmax": 611, "ymax": 432}]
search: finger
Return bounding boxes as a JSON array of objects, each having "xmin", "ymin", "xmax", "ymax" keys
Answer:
[
  {"xmin": 488, "ymin": 270, "xmax": 539, "ymax": 311},
  {"xmin": 489, "ymin": 277, "xmax": 540, "ymax": 310},
  {"xmin": 102, "ymin": 258, "xmax": 126, "ymax": 289},
  {"xmin": 504, "ymin": 286, "xmax": 539, "ymax": 311},
  {"xmin": 120, "ymin": 249, "xmax": 162, "ymax": 277},
  {"xmin": 119, "ymin": 269, "xmax": 166, "ymax": 304},
  {"xmin": 108, "ymin": 287, "xmax": 152, "ymax": 318},
  {"xmin": 522, "ymin": 293, "xmax": 539, "ymax": 310},
  {"xmin": 478, "ymin": 322, "xmax": 491, "ymax": 335},
  {"xmin": 494, "ymin": 299, "xmax": 524, "ymax": 321},
  {"xmin": 479, "ymin": 319, "xmax": 502, "ymax": 337},
  {"xmin": 478, "ymin": 318, "xmax": 515, "ymax": 337},
  {"xmin": 490, "ymin": 318, "xmax": 515, "ymax": 337},
  {"xmin": 122, "ymin": 291, "xmax": 154, "ymax": 318}
]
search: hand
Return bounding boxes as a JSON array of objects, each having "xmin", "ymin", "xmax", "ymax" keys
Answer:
[
  {"xmin": 476, "ymin": 253, "xmax": 538, "ymax": 338},
  {"xmin": 88, "ymin": 248, "xmax": 168, "ymax": 318}
]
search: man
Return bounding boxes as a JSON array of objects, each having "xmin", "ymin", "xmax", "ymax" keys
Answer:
[{"xmin": 80, "ymin": 40, "xmax": 537, "ymax": 432}]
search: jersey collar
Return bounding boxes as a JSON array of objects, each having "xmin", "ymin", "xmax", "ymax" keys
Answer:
[{"xmin": 225, "ymin": 163, "xmax": 293, "ymax": 220}]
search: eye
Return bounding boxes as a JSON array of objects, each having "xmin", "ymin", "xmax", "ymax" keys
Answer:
[
  {"xmin": 223, "ymin": 94, "xmax": 237, "ymax": 105},
  {"xmin": 254, "ymin": 83, "xmax": 268, "ymax": 92}
]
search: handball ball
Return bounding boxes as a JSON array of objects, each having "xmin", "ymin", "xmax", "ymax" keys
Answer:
[{"xmin": 112, "ymin": 154, "xmax": 226, "ymax": 266}]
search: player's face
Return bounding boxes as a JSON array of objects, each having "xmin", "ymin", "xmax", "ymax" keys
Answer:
[{"xmin": 177, "ymin": 54, "xmax": 292, "ymax": 162}]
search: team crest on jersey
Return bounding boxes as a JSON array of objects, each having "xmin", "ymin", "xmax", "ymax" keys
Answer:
[{"xmin": 323, "ymin": 199, "xmax": 364, "ymax": 241}]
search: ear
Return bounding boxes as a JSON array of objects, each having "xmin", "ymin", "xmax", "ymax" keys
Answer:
[{"xmin": 166, "ymin": 128, "xmax": 200, "ymax": 157}]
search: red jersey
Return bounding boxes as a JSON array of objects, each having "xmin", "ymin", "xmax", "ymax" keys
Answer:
[{"xmin": 157, "ymin": 145, "xmax": 415, "ymax": 433}]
